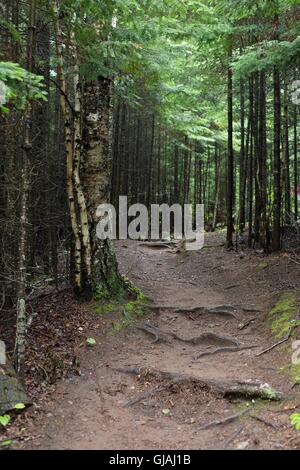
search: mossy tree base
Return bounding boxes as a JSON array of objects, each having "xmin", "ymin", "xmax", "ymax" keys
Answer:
[
  {"xmin": 94, "ymin": 279, "xmax": 148, "ymax": 332},
  {"xmin": 92, "ymin": 240, "xmax": 126, "ymax": 300},
  {"xmin": 77, "ymin": 239, "xmax": 126, "ymax": 302}
]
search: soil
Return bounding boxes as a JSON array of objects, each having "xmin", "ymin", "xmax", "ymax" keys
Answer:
[{"xmin": 10, "ymin": 232, "xmax": 300, "ymax": 449}]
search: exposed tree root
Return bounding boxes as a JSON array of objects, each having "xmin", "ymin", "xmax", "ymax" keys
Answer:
[
  {"xmin": 138, "ymin": 242, "xmax": 175, "ymax": 250},
  {"xmin": 137, "ymin": 324, "xmax": 172, "ymax": 344},
  {"xmin": 193, "ymin": 345, "xmax": 258, "ymax": 361},
  {"xmin": 225, "ymin": 284, "xmax": 240, "ymax": 290},
  {"xmin": 125, "ymin": 385, "xmax": 168, "ymax": 406},
  {"xmin": 238, "ymin": 318, "xmax": 256, "ymax": 330},
  {"xmin": 148, "ymin": 304, "xmax": 238, "ymax": 319},
  {"xmin": 202, "ymin": 244, "xmax": 225, "ymax": 249},
  {"xmin": 249, "ymin": 414, "xmax": 278, "ymax": 429},
  {"xmin": 113, "ymin": 367, "xmax": 283, "ymax": 401},
  {"xmin": 197, "ymin": 409, "xmax": 248, "ymax": 431},
  {"xmin": 239, "ymin": 306, "xmax": 262, "ymax": 313},
  {"xmin": 175, "ymin": 332, "xmax": 239, "ymax": 347},
  {"xmin": 291, "ymin": 382, "xmax": 300, "ymax": 390},
  {"xmin": 267, "ymin": 404, "xmax": 300, "ymax": 413},
  {"xmin": 138, "ymin": 322, "xmax": 239, "ymax": 347}
]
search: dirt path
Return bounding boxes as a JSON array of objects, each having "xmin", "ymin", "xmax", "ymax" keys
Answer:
[{"xmin": 23, "ymin": 233, "xmax": 300, "ymax": 450}]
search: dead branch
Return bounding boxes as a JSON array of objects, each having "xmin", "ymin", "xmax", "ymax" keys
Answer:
[
  {"xmin": 288, "ymin": 255, "xmax": 300, "ymax": 267},
  {"xmin": 255, "ymin": 327, "xmax": 296, "ymax": 357}
]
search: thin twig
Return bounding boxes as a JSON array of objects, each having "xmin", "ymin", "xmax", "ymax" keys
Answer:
[
  {"xmin": 197, "ymin": 409, "xmax": 248, "ymax": 431},
  {"xmin": 255, "ymin": 327, "xmax": 296, "ymax": 357},
  {"xmin": 223, "ymin": 426, "xmax": 244, "ymax": 448}
]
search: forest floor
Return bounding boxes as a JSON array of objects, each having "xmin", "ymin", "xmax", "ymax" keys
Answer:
[{"xmin": 11, "ymin": 231, "xmax": 300, "ymax": 450}]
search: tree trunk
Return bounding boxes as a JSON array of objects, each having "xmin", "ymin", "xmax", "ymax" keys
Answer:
[
  {"xmin": 147, "ymin": 115, "xmax": 155, "ymax": 209},
  {"xmin": 272, "ymin": 11, "xmax": 282, "ymax": 251},
  {"xmin": 54, "ymin": 0, "xmax": 82, "ymax": 291},
  {"xmin": 258, "ymin": 70, "xmax": 268, "ymax": 249},
  {"xmin": 248, "ymin": 76, "xmax": 254, "ymax": 247},
  {"xmin": 14, "ymin": 0, "xmax": 36, "ymax": 378},
  {"xmin": 174, "ymin": 143, "xmax": 179, "ymax": 203},
  {"xmin": 294, "ymin": 106, "xmax": 298, "ymax": 221},
  {"xmin": 283, "ymin": 80, "xmax": 291, "ymax": 224},
  {"xmin": 212, "ymin": 147, "xmax": 221, "ymax": 231},
  {"xmin": 82, "ymin": 78, "xmax": 124, "ymax": 299},
  {"xmin": 272, "ymin": 66, "xmax": 281, "ymax": 251},
  {"xmin": 239, "ymin": 78, "xmax": 246, "ymax": 233},
  {"xmin": 226, "ymin": 46, "xmax": 234, "ymax": 248},
  {"xmin": 72, "ymin": 46, "xmax": 92, "ymax": 287}
]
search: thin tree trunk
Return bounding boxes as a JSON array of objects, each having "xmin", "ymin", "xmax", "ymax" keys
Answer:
[
  {"xmin": 73, "ymin": 49, "xmax": 92, "ymax": 286},
  {"xmin": 248, "ymin": 76, "xmax": 254, "ymax": 247},
  {"xmin": 273, "ymin": 65, "xmax": 281, "ymax": 251},
  {"xmin": 258, "ymin": 70, "xmax": 268, "ymax": 248},
  {"xmin": 212, "ymin": 147, "xmax": 221, "ymax": 231},
  {"xmin": 283, "ymin": 80, "xmax": 291, "ymax": 224},
  {"xmin": 239, "ymin": 78, "xmax": 246, "ymax": 233},
  {"xmin": 253, "ymin": 74, "xmax": 260, "ymax": 244},
  {"xmin": 174, "ymin": 143, "xmax": 179, "ymax": 203},
  {"xmin": 294, "ymin": 106, "xmax": 298, "ymax": 221},
  {"xmin": 226, "ymin": 46, "xmax": 234, "ymax": 248},
  {"xmin": 54, "ymin": 0, "xmax": 82, "ymax": 291},
  {"xmin": 147, "ymin": 115, "xmax": 155, "ymax": 209},
  {"xmin": 14, "ymin": 0, "xmax": 36, "ymax": 378}
]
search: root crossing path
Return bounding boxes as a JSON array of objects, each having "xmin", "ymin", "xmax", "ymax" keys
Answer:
[{"xmin": 26, "ymin": 233, "xmax": 300, "ymax": 450}]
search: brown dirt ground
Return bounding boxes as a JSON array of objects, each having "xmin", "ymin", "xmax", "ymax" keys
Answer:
[{"xmin": 12, "ymin": 232, "xmax": 300, "ymax": 449}]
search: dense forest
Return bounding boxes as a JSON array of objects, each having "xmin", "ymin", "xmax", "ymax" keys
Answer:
[{"xmin": 1, "ymin": 0, "xmax": 300, "ymax": 452}]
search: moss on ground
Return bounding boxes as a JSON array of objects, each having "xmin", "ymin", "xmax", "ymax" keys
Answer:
[
  {"xmin": 111, "ymin": 294, "xmax": 148, "ymax": 333},
  {"xmin": 266, "ymin": 290, "xmax": 300, "ymax": 392},
  {"xmin": 269, "ymin": 291, "xmax": 299, "ymax": 339},
  {"xmin": 278, "ymin": 360, "xmax": 300, "ymax": 385},
  {"xmin": 93, "ymin": 277, "xmax": 148, "ymax": 333},
  {"xmin": 95, "ymin": 303, "xmax": 116, "ymax": 315},
  {"xmin": 257, "ymin": 261, "xmax": 268, "ymax": 271}
]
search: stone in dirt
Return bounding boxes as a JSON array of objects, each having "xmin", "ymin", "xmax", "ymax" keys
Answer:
[{"xmin": 0, "ymin": 361, "xmax": 31, "ymax": 414}]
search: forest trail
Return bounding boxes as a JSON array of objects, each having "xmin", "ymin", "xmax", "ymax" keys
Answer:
[{"xmin": 24, "ymin": 232, "xmax": 300, "ymax": 450}]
